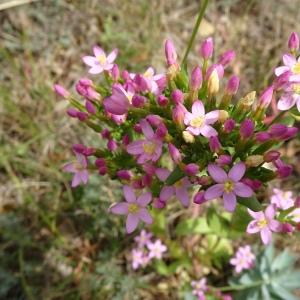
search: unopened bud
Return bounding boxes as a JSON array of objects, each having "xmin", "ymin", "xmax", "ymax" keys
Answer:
[
  {"xmin": 226, "ymin": 75, "xmax": 240, "ymax": 95},
  {"xmin": 223, "ymin": 119, "xmax": 235, "ymax": 133},
  {"xmin": 190, "ymin": 66, "xmax": 202, "ymax": 91},
  {"xmin": 218, "ymin": 50, "xmax": 236, "ymax": 66},
  {"xmin": 207, "ymin": 69, "xmax": 219, "ymax": 95},
  {"xmin": 193, "ymin": 191, "xmax": 206, "ymax": 204},
  {"xmin": 184, "ymin": 163, "xmax": 199, "ymax": 176},
  {"xmin": 288, "ymin": 32, "xmax": 299, "ymax": 52},
  {"xmin": 54, "ymin": 84, "xmax": 70, "ymax": 98},
  {"xmin": 200, "ymin": 37, "xmax": 214, "ymax": 59},
  {"xmin": 264, "ymin": 150, "xmax": 280, "ymax": 162},
  {"xmin": 168, "ymin": 143, "xmax": 182, "ymax": 164},
  {"xmin": 218, "ymin": 110, "xmax": 229, "ymax": 123},
  {"xmin": 182, "ymin": 131, "xmax": 195, "ymax": 143},
  {"xmin": 245, "ymin": 155, "xmax": 264, "ymax": 167}
]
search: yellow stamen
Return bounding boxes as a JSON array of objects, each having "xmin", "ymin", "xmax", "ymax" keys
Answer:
[
  {"xmin": 190, "ymin": 116, "xmax": 204, "ymax": 127},
  {"xmin": 257, "ymin": 218, "xmax": 267, "ymax": 229},
  {"xmin": 293, "ymin": 84, "xmax": 300, "ymax": 94},
  {"xmin": 73, "ymin": 162, "xmax": 83, "ymax": 171},
  {"xmin": 174, "ymin": 179, "xmax": 183, "ymax": 188},
  {"xmin": 97, "ymin": 54, "xmax": 106, "ymax": 65},
  {"xmin": 143, "ymin": 142, "xmax": 156, "ymax": 155},
  {"xmin": 128, "ymin": 203, "xmax": 140, "ymax": 214},
  {"xmin": 292, "ymin": 62, "xmax": 300, "ymax": 74},
  {"xmin": 224, "ymin": 180, "xmax": 234, "ymax": 193},
  {"xmin": 143, "ymin": 70, "xmax": 152, "ymax": 78}
]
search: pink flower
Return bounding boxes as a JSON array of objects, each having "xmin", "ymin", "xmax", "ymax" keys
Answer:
[
  {"xmin": 204, "ymin": 162, "xmax": 253, "ymax": 212},
  {"xmin": 82, "ymin": 46, "xmax": 117, "ymax": 74},
  {"xmin": 147, "ymin": 239, "xmax": 167, "ymax": 259},
  {"xmin": 104, "ymin": 84, "xmax": 134, "ymax": 115},
  {"xmin": 247, "ymin": 205, "xmax": 281, "ymax": 244},
  {"xmin": 156, "ymin": 168, "xmax": 191, "ymax": 207},
  {"xmin": 184, "ymin": 100, "xmax": 219, "ymax": 137},
  {"xmin": 191, "ymin": 278, "xmax": 207, "ymax": 299},
  {"xmin": 277, "ymin": 83, "xmax": 300, "ymax": 112},
  {"xmin": 230, "ymin": 245, "xmax": 255, "ymax": 273},
  {"xmin": 271, "ymin": 188, "xmax": 294, "ymax": 210},
  {"xmin": 110, "ymin": 185, "xmax": 153, "ymax": 234},
  {"xmin": 142, "ymin": 67, "xmax": 165, "ymax": 95},
  {"xmin": 127, "ymin": 119, "xmax": 163, "ymax": 164},
  {"xmin": 274, "ymin": 53, "xmax": 300, "ymax": 82},
  {"xmin": 63, "ymin": 153, "xmax": 89, "ymax": 187},
  {"xmin": 134, "ymin": 230, "xmax": 152, "ymax": 248},
  {"xmin": 131, "ymin": 248, "xmax": 149, "ymax": 269}
]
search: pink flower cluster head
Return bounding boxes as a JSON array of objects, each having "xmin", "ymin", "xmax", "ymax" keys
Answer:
[
  {"xmin": 230, "ymin": 245, "xmax": 255, "ymax": 273},
  {"xmin": 271, "ymin": 188, "xmax": 295, "ymax": 210},
  {"xmin": 130, "ymin": 230, "xmax": 167, "ymax": 270},
  {"xmin": 191, "ymin": 278, "xmax": 208, "ymax": 299},
  {"xmin": 59, "ymin": 35, "xmax": 299, "ymax": 241}
]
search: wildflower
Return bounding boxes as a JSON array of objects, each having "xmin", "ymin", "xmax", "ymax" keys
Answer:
[
  {"xmin": 142, "ymin": 67, "xmax": 165, "ymax": 94},
  {"xmin": 230, "ymin": 245, "xmax": 255, "ymax": 273},
  {"xmin": 184, "ymin": 100, "xmax": 219, "ymax": 137},
  {"xmin": 134, "ymin": 230, "xmax": 152, "ymax": 248},
  {"xmin": 156, "ymin": 168, "xmax": 191, "ymax": 207},
  {"xmin": 277, "ymin": 83, "xmax": 300, "ymax": 112},
  {"xmin": 275, "ymin": 53, "xmax": 300, "ymax": 82},
  {"xmin": 271, "ymin": 188, "xmax": 294, "ymax": 210},
  {"xmin": 127, "ymin": 119, "xmax": 163, "ymax": 164},
  {"xmin": 247, "ymin": 205, "xmax": 281, "ymax": 244},
  {"xmin": 288, "ymin": 32, "xmax": 299, "ymax": 52},
  {"xmin": 204, "ymin": 162, "xmax": 253, "ymax": 212},
  {"xmin": 63, "ymin": 153, "xmax": 89, "ymax": 187},
  {"xmin": 223, "ymin": 119, "xmax": 235, "ymax": 133},
  {"xmin": 147, "ymin": 239, "xmax": 167, "ymax": 259},
  {"xmin": 83, "ymin": 46, "xmax": 117, "ymax": 74},
  {"xmin": 131, "ymin": 249, "xmax": 146, "ymax": 269},
  {"xmin": 191, "ymin": 278, "xmax": 208, "ymax": 299},
  {"xmin": 110, "ymin": 185, "xmax": 152, "ymax": 234}
]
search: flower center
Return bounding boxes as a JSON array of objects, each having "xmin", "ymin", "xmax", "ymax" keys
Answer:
[
  {"xmin": 257, "ymin": 218, "xmax": 267, "ymax": 229},
  {"xmin": 224, "ymin": 180, "xmax": 234, "ymax": 193},
  {"xmin": 190, "ymin": 116, "xmax": 204, "ymax": 128},
  {"xmin": 73, "ymin": 162, "xmax": 84, "ymax": 171},
  {"xmin": 293, "ymin": 84, "xmax": 300, "ymax": 94},
  {"xmin": 143, "ymin": 70, "xmax": 152, "ymax": 78},
  {"xmin": 292, "ymin": 62, "xmax": 300, "ymax": 74},
  {"xmin": 143, "ymin": 141, "xmax": 156, "ymax": 155},
  {"xmin": 128, "ymin": 203, "xmax": 140, "ymax": 214},
  {"xmin": 174, "ymin": 179, "xmax": 183, "ymax": 188},
  {"xmin": 97, "ymin": 54, "xmax": 107, "ymax": 65}
]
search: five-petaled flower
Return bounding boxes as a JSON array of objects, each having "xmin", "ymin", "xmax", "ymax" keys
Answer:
[
  {"xmin": 110, "ymin": 185, "xmax": 153, "ymax": 233},
  {"xmin": 147, "ymin": 239, "xmax": 167, "ymax": 259},
  {"xmin": 204, "ymin": 162, "xmax": 253, "ymax": 212}
]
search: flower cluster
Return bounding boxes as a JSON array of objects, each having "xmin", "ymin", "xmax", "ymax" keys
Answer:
[
  {"xmin": 129, "ymin": 230, "xmax": 167, "ymax": 270},
  {"xmin": 57, "ymin": 33, "xmax": 299, "ymax": 241},
  {"xmin": 230, "ymin": 245, "xmax": 255, "ymax": 273}
]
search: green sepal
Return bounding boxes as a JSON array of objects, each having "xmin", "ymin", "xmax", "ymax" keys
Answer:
[
  {"xmin": 237, "ymin": 196, "xmax": 263, "ymax": 212},
  {"xmin": 165, "ymin": 166, "xmax": 185, "ymax": 185}
]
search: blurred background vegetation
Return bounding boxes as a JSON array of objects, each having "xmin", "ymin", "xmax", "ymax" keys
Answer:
[{"xmin": 1, "ymin": 0, "xmax": 300, "ymax": 299}]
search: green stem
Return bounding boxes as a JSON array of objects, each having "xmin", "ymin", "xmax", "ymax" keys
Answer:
[
  {"xmin": 181, "ymin": 0, "xmax": 210, "ymax": 67},
  {"xmin": 216, "ymin": 280, "xmax": 265, "ymax": 292}
]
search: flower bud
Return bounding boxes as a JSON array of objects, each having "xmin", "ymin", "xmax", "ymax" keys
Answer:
[
  {"xmin": 218, "ymin": 110, "xmax": 229, "ymax": 123},
  {"xmin": 133, "ymin": 123, "xmax": 142, "ymax": 133},
  {"xmin": 223, "ymin": 119, "xmax": 235, "ymax": 133},
  {"xmin": 288, "ymin": 32, "xmax": 299, "ymax": 52},
  {"xmin": 258, "ymin": 86, "xmax": 273, "ymax": 109},
  {"xmin": 146, "ymin": 114, "xmax": 162, "ymax": 127},
  {"xmin": 95, "ymin": 158, "xmax": 106, "ymax": 168},
  {"xmin": 156, "ymin": 123, "xmax": 168, "ymax": 139},
  {"xmin": 240, "ymin": 119, "xmax": 255, "ymax": 139},
  {"xmin": 295, "ymin": 197, "xmax": 300, "ymax": 207},
  {"xmin": 207, "ymin": 69, "xmax": 219, "ymax": 95},
  {"xmin": 216, "ymin": 155, "xmax": 232, "ymax": 166},
  {"xmin": 117, "ymin": 170, "xmax": 132, "ymax": 181},
  {"xmin": 182, "ymin": 130, "xmax": 195, "ymax": 143},
  {"xmin": 99, "ymin": 166, "xmax": 107, "ymax": 175},
  {"xmin": 209, "ymin": 136, "xmax": 221, "ymax": 153},
  {"xmin": 122, "ymin": 134, "xmax": 130, "ymax": 146},
  {"xmin": 197, "ymin": 175, "xmax": 212, "ymax": 186},
  {"xmin": 200, "ymin": 37, "xmax": 213, "ymax": 59},
  {"xmin": 157, "ymin": 95, "xmax": 168, "ymax": 106},
  {"xmin": 218, "ymin": 50, "xmax": 236, "ymax": 66},
  {"xmin": 255, "ymin": 132, "xmax": 271, "ymax": 143},
  {"xmin": 143, "ymin": 163, "xmax": 156, "ymax": 176},
  {"xmin": 77, "ymin": 111, "xmax": 89, "ymax": 121},
  {"xmin": 111, "ymin": 64, "xmax": 120, "ymax": 81},
  {"xmin": 184, "ymin": 163, "xmax": 199, "ymax": 176},
  {"xmin": 67, "ymin": 108, "xmax": 79, "ymax": 118},
  {"xmin": 269, "ymin": 124, "xmax": 288, "ymax": 138},
  {"xmin": 165, "ymin": 39, "xmax": 178, "ymax": 66},
  {"xmin": 245, "ymin": 155, "xmax": 264, "ymax": 167},
  {"xmin": 153, "ymin": 198, "xmax": 166, "ymax": 209},
  {"xmin": 282, "ymin": 127, "xmax": 298, "ymax": 140},
  {"xmin": 190, "ymin": 66, "xmax": 202, "ymax": 90},
  {"xmin": 107, "ymin": 139, "xmax": 118, "ymax": 152},
  {"xmin": 132, "ymin": 94, "xmax": 146, "ymax": 108},
  {"xmin": 172, "ymin": 104, "xmax": 187, "ymax": 125},
  {"xmin": 241, "ymin": 178, "xmax": 262, "ymax": 191},
  {"xmin": 101, "ymin": 128, "xmax": 111, "ymax": 139},
  {"xmin": 72, "ymin": 143, "xmax": 85, "ymax": 154},
  {"xmin": 121, "ymin": 70, "xmax": 130, "ymax": 81},
  {"xmin": 168, "ymin": 143, "xmax": 182, "ymax": 164},
  {"xmin": 54, "ymin": 84, "xmax": 70, "ymax": 98},
  {"xmin": 85, "ymin": 100, "xmax": 96, "ymax": 114},
  {"xmin": 134, "ymin": 74, "xmax": 149, "ymax": 92},
  {"xmin": 274, "ymin": 159, "xmax": 293, "ymax": 178},
  {"xmin": 264, "ymin": 150, "xmax": 280, "ymax": 162},
  {"xmin": 226, "ymin": 75, "xmax": 239, "ymax": 95},
  {"xmin": 142, "ymin": 174, "xmax": 152, "ymax": 187},
  {"xmin": 193, "ymin": 191, "xmax": 206, "ymax": 204},
  {"xmin": 76, "ymin": 79, "xmax": 100, "ymax": 100},
  {"xmin": 171, "ymin": 89, "xmax": 184, "ymax": 104},
  {"xmin": 238, "ymin": 91, "xmax": 256, "ymax": 111},
  {"xmin": 281, "ymin": 223, "xmax": 294, "ymax": 233}
]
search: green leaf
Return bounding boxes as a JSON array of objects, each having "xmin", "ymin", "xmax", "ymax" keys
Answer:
[
  {"xmin": 206, "ymin": 207, "xmax": 229, "ymax": 237},
  {"xmin": 165, "ymin": 166, "xmax": 185, "ymax": 185},
  {"xmin": 237, "ymin": 196, "xmax": 263, "ymax": 212},
  {"xmin": 175, "ymin": 217, "xmax": 211, "ymax": 236},
  {"xmin": 271, "ymin": 283, "xmax": 299, "ymax": 300},
  {"xmin": 154, "ymin": 260, "xmax": 170, "ymax": 276},
  {"xmin": 271, "ymin": 250, "xmax": 296, "ymax": 271}
]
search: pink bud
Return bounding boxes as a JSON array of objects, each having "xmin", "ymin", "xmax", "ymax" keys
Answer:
[
  {"xmin": 157, "ymin": 95, "xmax": 168, "ymax": 106},
  {"xmin": 197, "ymin": 175, "xmax": 212, "ymax": 186},
  {"xmin": 258, "ymin": 86, "xmax": 273, "ymax": 108},
  {"xmin": 209, "ymin": 136, "xmax": 221, "ymax": 152},
  {"xmin": 226, "ymin": 75, "xmax": 240, "ymax": 95},
  {"xmin": 295, "ymin": 197, "xmax": 300, "ymax": 207},
  {"xmin": 241, "ymin": 178, "xmax": 262, "ymax": 191},
  {"xmin": 153, "ymin": 198, "xmax": 166, "ymax": 209},
  {"xmin": 95, "ymin": 158, "xmax": 106, "ymax": 168},
  {"xmin": 165, "ymin": 39, "xmax": 178, "ymax": 66},
  {"xmin": 218, "ymin": 50, "xmax": 236, "ymax": 66},
  {"xmin": 190, "ymin": 66, "xmax": 202, "ymax": 90},
  {"xmin": 264, "ymin": 150, "xmax": 280, "ymax": 162},
  {"xmin": 184, "ymin": 163, "xmax": 199, "ymax": 176},
  {"xmin": 255, "ymin": 132, "xmax": 271, "ymax": 143},
  {"xmin": 281, "ymin": 223, "xmax": 294, "ymax": 233},
  {"xmin": 156, "ymin": 123, "xmax": 168, "ymax": 139},
  {"xmin": 72, "ymin": 144, "xmax": 85, "ymax": 153},
  {"xmin": 269, "ymin": 124, "xmax": 288, "ymax": 138},
  {"xmin": 193, "ymin": 191, "xmax": 206, "ymax": 204},
  {"xmin": 288, "ymin": 32, "xmax": 299, "ymax": 51},
  {"xmin": 282, "ymin": 127, "xmax": 298, "ymax": 140},
  {"xmin": 240, "ymin": 119, "xmax": 254, "ymax": 139},
  {"xmin": 134, "ymin": 74, "xmax": 149, "ymax": 92},
  {"xmin": 132, "ymin": 94, "xmax": 146, "ymax": 108},
  {"xmin": 111, "ymin": 64, "xmax": 120, "ymax": 81},
  {"xmin": 171, "ymin": 89, "xmax": 184, "ymax": 104},
  {"xmin": 132, "ymin": 179, "xmax": 143, "ymax": 189},
  {"xmin": 85, "ymin": 100, "xmax": 96, "ymax": 114},
  {"xmin": 99, "ymin": 166, "xmax": 107, "ymax": 175},
  {"xmin": 54, "ymin": 84, "xmax": 70, "ymax": 98},
  {"xmin": 117, "ymin": 170, "xmax": 132, "ymax": 180},
  {"xmin": 168, "ymin": 143, "xmax": 182, "ymax": 164},
  {"xmin": 67, "ymin": 108, "xmax": 79, "ymax": 118},
  {"xmin": 206, "ymin": 64, "xmax": 224, "ymax": 80},
  {"xmin": 216, "ymin": 155, "xmax": 232, "ymax": 166},
  {"xmin": 121, "ymin": 70, "xmax": 130, "ymax": 81},
  {"xmin": 146, "ymin": 115, "xmax": 162, "ymax": 127},
  {"xmin": 274, "ymin": 159, "xmax": 293, "ymax": 178},
  {"xmin": 172, "ymin": 104, "xmax": 187, "ymax": 125},
  {"xmin": 133, "ymin": 123, "xmax": 142, "ymax": 133},
  {"xmin": 122, "ymin": 134, "xmax": 130, "ymax": 146},
  {"xmin": 101, "ymin": 128, "xmax": 111, "ymax": 139},
  {"xmin": 141, "ymin": 174, "xmax": 152, "ymax": 187},
  {"xmin": 223, "ymin": 119, "xmax": 235, "ymax": 133},
  {"xmin": 200, "ymin": 37, "xmax": 213, "ymax": 59},
  {"xmin": 107, "ymin": 139, "xmax": 118, "ymax": 152},
  {"xmin": 77, "ymin": 111, "xmax": 88, "ymax": 121},
  {"xmin": 83, "ymin": 147, "xmax": 95, "ymax": 156},
  {"xmin": 143, "ymin": 163, "xmax": 156, "ymax": 176}
]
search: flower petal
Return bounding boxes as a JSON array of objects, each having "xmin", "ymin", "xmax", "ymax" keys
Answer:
[
  {"xmin": 277, "ymin": 95, "xmax": 296, "ymax": 111},
  {"xmin": 137, "ymin": 192, "xmax": 152, "ymax": 207},
  {"xmin": 160, "ymin": 186, "xmax": 174, "ymax": 201},
  {"xmin": 110, "ymin": 202, "xmax": 129, "ymax": 215},
  {"xmin": 205, "ymin": 110, "xmax": 219, "ymax": 124},
  {"xmin": 138, "ymin": 208, "xmax": 153, "ymax": 224},
  {"xmin": 269, "ymin": 220, "xmax": 281, "ymax": 232},
  {"xmin": 71, "ymin": 173, "xmax": 82, "ymax": 187},
  {"xmin": 123, "ymin": 185, "xmax": 136, "ymax": 203},
  {"xmin": 63, "ymin": 162, "xmax": 76, "ymax": 173},
  {"xmin": 200, "ymin": 125, "xmax": 218, "ymax": 137},
  {"xmin": 261, "ymin": 227, "xmax": 272, "ymax": 244},
  {"xmin": 82, "ymin": 56, "xmax": 97, "ymax": 67},
  {"xmin": 265, "ymin": 204, "xmax": 276, "ymax": 219},
  {"xmin": 207, "ymin": 164, "xmax": 227, "ymax": 183},
  {"xmin": 283, "ymin": 53, "xmax": 296, "ymax": 67},
  {"xmin": 155, "ymin": 168, "xmax": 171, "ymax": 181},
  {"xmin": 127, "ymin": 140, "xmax": 144, "ymax": 155},
  {"xmin": 80, "ymin": 170, "xmax": 89, "ymax": 184},
  {"xmin": 126, "ymin": 214, "xmax": 139, "ymax": 233},
  {"xmin": 274, "ymin": 66, "xmax": 289, "ymax": 76},
  {"xmin": 234, "ymin": 182, "xmax": 253, "ymax": 197},
  {"xmin": 204, "ymin": 184, "xmax": 224, "ymax": 200},
  {"xmin": 140, "ymin": 119, "xmax": 154, "ymax": 139},
  {"xmin": 246, "ymin": 220, "xmax": 260, "ymax": 233},
  {"xmin": 93, "ymin": 46, "xmax": 105, "ymax": 57},
  {"xmin": 107, "ymin": 49, "xmax": 118, "ymax": 63},
  {"xmin": 228, "ymin": 162, "xmax": 246, "ymax": 182},
  {"xmin": 297, "ymin": 98, "xmax": 300, "ymax": 112},
  {"xmin": 175, "ymin": 187, "xmax": 189, "ymax": 207},
  {"xmin": 191, "ymin": 100, "xmax": 205, "ymax": 116},
  {"xmin": 247, "ymin": 209, "xmax": 264, "ymax": 220},
  {"xmin": 223, "ymin": 192, "xmax": 237, "ymax": 212},
  {"xmin": 187, "ymin": 126, "xmax": 201, "ymax": 136},
  {"xmin": 89, "ymin": 66, "xmax": 103, "ymax": 74}
]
